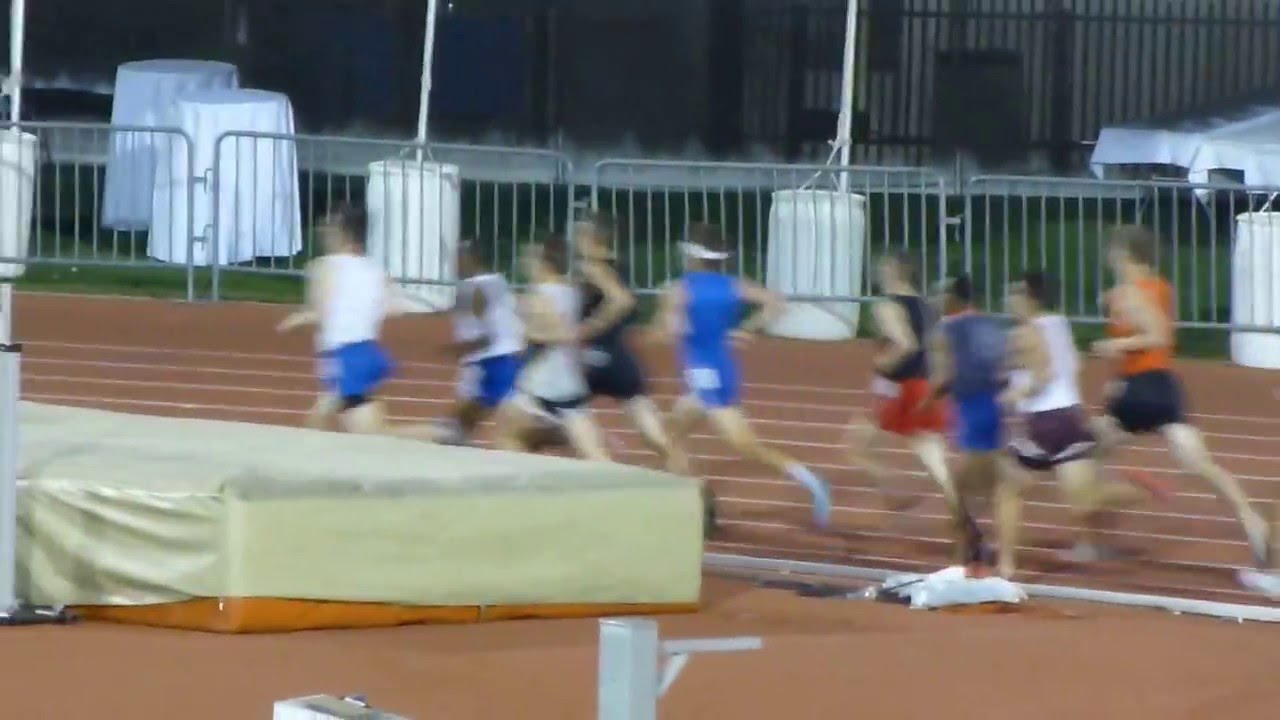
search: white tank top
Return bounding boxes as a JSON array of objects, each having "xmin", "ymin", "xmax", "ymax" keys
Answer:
[
  {"xmin": 517, "ymin": 282, "xmax": 586, "ymax": 401},
  {"xmin": 317, "ymin": 254, "xmax": 387, "ymax": 351},
  {"xmin": 1016, "ymin": 314, "xmax": 1082, "ymax": 413},
  {"xmin": 453, "ymin": 273, "xmax": 525, "ymax": 362}
]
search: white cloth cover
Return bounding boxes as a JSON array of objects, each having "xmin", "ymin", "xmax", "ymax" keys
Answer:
[
  {"xmin": 1231, "ymin": 212, "xmax": 1280, "ymax": 369},
  {"xmin": 101, "ymin": 60, "xmax": 239, "ymax": 231},
  {"xmin": 765, "ymin": 190, "xmax": 866, "ymax": 341},
  {"xmin": 1090, "ymin": 106, "xmax": 1280, "ymax": 188},
  {"xmin": 366, "ymin": 160, "xmax": 461, "ymax": 311},
  {"xmin": 0, "ymin": 131, "xmax": 38, "ymax": 280},
  {"xmin": 150, "ymin": 88, "xmax": 302, "ymax": 266}
]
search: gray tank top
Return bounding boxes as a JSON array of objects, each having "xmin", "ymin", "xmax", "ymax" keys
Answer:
[{"xmin": 943, "ymin": 313, "xmax": 1007, "ymax": 399}]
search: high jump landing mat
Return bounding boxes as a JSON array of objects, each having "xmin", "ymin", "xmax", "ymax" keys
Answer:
[{"xmin": 13, "ymin": 402, "xmax": 703, "ymax": 632}]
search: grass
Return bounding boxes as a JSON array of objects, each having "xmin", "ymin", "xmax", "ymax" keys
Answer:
[{"xmin": 16, "ymin": 168, "xmax": 1248, "ymax": 359}]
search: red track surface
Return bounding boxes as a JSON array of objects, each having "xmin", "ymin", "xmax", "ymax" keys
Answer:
[{"xmin": 16, "ymin": 292, "xmax": 1280, "ymax": 606}]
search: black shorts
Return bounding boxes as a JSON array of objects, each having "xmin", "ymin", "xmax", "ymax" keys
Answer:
[
  {"xmin": 1008, "ymin": 405, "xmax": 1095, "ymax": 471},
  {"xmin": 583, "ymin": 344, "xmax": 646, "ymax": 400},
  {"xmin": 1106, "ymin": 370, "xmax": 1186, "ymax": 435},
  {"xmin": 517, "ymin": 392, "xmax": 588, "ymax": 420}
]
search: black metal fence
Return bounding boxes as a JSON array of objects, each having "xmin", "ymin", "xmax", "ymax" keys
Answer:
[
  {"xmin": 8, "ymin": 0, "xmax": 1280, "ymax": 171},
  {"xmin": 746, "ymin": 0, "xmax": 1280, "ymax": 169}
]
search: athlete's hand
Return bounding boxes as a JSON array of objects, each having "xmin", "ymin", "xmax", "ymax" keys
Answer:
[
  {"xmin": 998, "ymin": 388, "xmax": 1025, "ymax": 409},
  {"xmin": 730, "ymin": 330, "xmax": 755, "ymax": 348},
  {"xmin": 1090, "ymin": 339, "xmax": 1121, "ymax": 358}
]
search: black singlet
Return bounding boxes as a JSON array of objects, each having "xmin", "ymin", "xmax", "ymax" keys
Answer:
[{"xmin": 878, "ymin": 294, "xmax": 930, "ymax": 381}]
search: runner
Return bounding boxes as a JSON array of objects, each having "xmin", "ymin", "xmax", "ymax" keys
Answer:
[
  {"xmin": 924, "ymin": 274, "xmax": 1014, "ymax": 575},
  {"xmin": 575, "ymin": 213, "xmax": 689, "ymax": 474},
  {"xmin": 655, "ymin": 223, "xmax": 833, "ymax": 529},
  {"xmin": 435, "ymin": 239, "xmax": 525, "ymax": 445},
  {"xmin": 1003, "ymin": 271, "xmax": 1168, "ymax": 570},
  {"xmin": 845, "ymin": 252, "xmax": 952, "ymax": 513},
  {"xmin": 492, "ymin": 235, "xmax": 611, "ymax": 461},
  {"xmin": 276, "ymin": 202, "xmax": 433, "ymax": 436},
  {"xmin": 1090, "ymin": 225, "xmax": 1278, "ymax": 595}
]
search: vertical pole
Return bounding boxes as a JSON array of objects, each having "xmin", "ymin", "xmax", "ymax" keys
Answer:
[
  {"xmin": 598, "ymin": 618, "xmax": 659, "ymax": 720},
  {"xmin": 8, "ymin": 0, "xmax": 26, "ymax": 125},
  {"xmin": 414, "ymin": 0, "xmax": 440, "ymax": 163},
  {"xmin": 0, "ymin": 331, "xmax": 19, "ymax": 611},
  {"xmin": 835, "ymin": 0, "xmax": 858, "ymax": 192}
]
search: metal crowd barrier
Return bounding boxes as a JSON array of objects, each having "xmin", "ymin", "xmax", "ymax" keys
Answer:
[
  {"xmin": 1, "ymin": 120, "xmax": 197, "ymax": 300},
  {"xmin": 590, "ymin": 159, "xmax": 950, "ymax": 300},
  {"xmin": 963, "ymin": 174, "xmax": 1280, "ymax": 333}
]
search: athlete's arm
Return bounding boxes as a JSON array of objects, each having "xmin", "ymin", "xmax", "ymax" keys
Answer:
[
  {"xmin": 924, "ymin": 326, "xmax": 953, "ymax": 403},
  {"xmin": 522, "ymin": 292, "xmax": 574, "ymax": 345},
  {"xmin": 735, "ymin": 278, "xmax": 784, "ymax": 336},
  {"xmin": 578, "ymin": 260, "xmax": 637, "ymax": 341},
  {"xmin": 447, "ymin": 287, "xmax": 491, "ymax": 358},
  {"xmin": 871, "ymin": 299, "xmax": 917, "ymax": 373},
  {"xmin": 1094, "ymin": 285, "xmax": 1172, "ymax": 355},
  {"xmin": 276, "ymin": 259, "xmax": 328, "ymax": 332},
  {"xmin": 647, "ymin": 281, "xmax": 685, "ymax": 344},
  {"xmin": 1001, "ymin": 325, "xmax": 1050, "ymax": 406}
]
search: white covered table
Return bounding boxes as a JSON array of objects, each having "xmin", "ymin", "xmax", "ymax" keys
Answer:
[
  {"xmin": 150, "ymin": 88, "xmax": 302, "ymax": 266},
  {"xmin": 1090, "ymin": 105, "xmax": 1280, "ymax": 187},
  {"xmin": 101, "ymin": 59, "xmax": 239, "ymax": 231}
]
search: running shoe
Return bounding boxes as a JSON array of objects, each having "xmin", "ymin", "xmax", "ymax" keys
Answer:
[{"xmin": 1237, "ymin": 569, "xmax": 1280, "ymax": 600}]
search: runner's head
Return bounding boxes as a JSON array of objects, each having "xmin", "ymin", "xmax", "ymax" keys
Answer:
[
  {"xmin": 320, "ymin": 202, "xmax": 367, "ymax": 256},
  {"xmin": 574, "ymin": 210, "xmax": 616, "ymax": 262},
  {"xmin": 1008, "ymin": 271, "xmax": 1053, "ymax": 319},
  {"xmin": 457, "ymin": 238, "xmax": 485, "ymax": 278},
  {"xmin": 524, "ymin": 230, "xmax": 570, "ymax": 284},
  {"xmin": 1107, "ymin": 225, "xmax": 1157, "ymax": 279},
  {"xmin": 681, "ymin": 223, "xmax": 730, "ymax": 271},
  {"xmin": 876, "ymin": 252, "xmax": 915, "ymax": 293},
  {"xmin": 941, "ymin": 273, "xmax": 975, "ymax": 315}
]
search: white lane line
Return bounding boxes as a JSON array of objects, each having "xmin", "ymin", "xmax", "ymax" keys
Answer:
[{"xmin": 23, "ymin": 339, "xmax": 1280, "ymax": 424}]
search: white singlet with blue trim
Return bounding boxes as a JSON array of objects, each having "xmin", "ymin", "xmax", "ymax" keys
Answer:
[
  {"xmin": 453, "ymin": 273, "xmax": 525, "ymax": 362},
  {"xmin": 316, "ymin": 253, "xmax": 387, "ymax": 352},
  {"xmin": 1015, "ymin": 314, "xmax": 1082, "ymax": 413},
  {"xmin": 516, "ymin": 282, "xmax": 586, "ymax": 402}
]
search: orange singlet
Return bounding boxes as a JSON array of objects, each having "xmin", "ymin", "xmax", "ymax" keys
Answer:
[{"xmin": 1105, "ymin": 276, "xmax": 1175, "ymax": 376}]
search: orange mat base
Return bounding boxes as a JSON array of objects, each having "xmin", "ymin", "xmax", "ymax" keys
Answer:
[{"xmin": 72, "ymin": 597, "xmax": 701, "ymax": 633}]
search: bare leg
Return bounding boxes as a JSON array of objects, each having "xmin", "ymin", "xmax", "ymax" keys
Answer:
[
  {"xmin": 339, "ymin": 399, "xmax": 388, "ymax": 434},
  {"xmin": 1163, "ymin": 423, "xmax": 1270, "ymax": 565},
  {"xmin": 625, "ymin": 396, "xmax": 689, "ymax": 474},
  {"xmin": 305, "ymin": 393, "xmax": 342, "ymax": 431},
  {"xmin": 491, "ymin": 401, "xmax": 535, "ymax": 452},
  {"xmin": 950, "ymin": 452, "xmax": 999, "ymax": 568},
  {"xmin": 560, "ymin": 411, "xmax": 612, "ymax": 462},
  {"xmin": 910, "ymin": 432, "xmax": 956, "ymax": 505},
  {"xmin": 665, "ymin": 395, "xmax": 706, "ymax": 474},
  {"xmin": 845, "ymin": 414, "xmax": 918, "ymax": 512},
  {"xmin": 707, "ymin": 406, "xmax": 833, "ymax": 528},
  {"xmin": 994, "ymin": 457, "xmax": 1029, "ymax": 578}
]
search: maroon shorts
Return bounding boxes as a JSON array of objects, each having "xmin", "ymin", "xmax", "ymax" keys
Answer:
[{"xmin": 1007, "ymin": 405, "xmax": 1095, "ymax": 471}]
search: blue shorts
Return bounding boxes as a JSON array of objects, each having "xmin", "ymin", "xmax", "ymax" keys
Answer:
[
  {"xmin": 458, "ymin": 353, "xmax": 522, "ymax": 409},
  {"xmin": 952, "ymin": 393, "xmax": 1003, "ymax": 452},
  {"xmin": 320, "ymin": 340, "xmax": 395, "ymax": 401},
  {"xmin": 682, "ymin": 359, "xmax": 740, "ymax": 409}
]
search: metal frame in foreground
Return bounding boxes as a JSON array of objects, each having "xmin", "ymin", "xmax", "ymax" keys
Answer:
[
  {"xmin": 704, "ymin": 552, "xmax": 1280, "ymax": 623},
  {"xmin": 598, "ymin": 617, "xmax": 762, "ymax": 720}
]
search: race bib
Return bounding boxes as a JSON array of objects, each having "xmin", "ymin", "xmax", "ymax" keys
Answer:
[
  {"xmin": 871, "ymin": 376, "xmax": 900, "ymax": 398},
  {"xmin": 685, "ymin": 367, "xmax": 721, "ymax": 391}
]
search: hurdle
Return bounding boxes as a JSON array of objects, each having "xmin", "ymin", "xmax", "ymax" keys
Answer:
[
  {"xmin": 273, "ymin": 694, "xmax": 411, "ymax": 720},
  {"xmin": 598, "ymin": 617, "xmax": 762, "ymax": 720}
]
